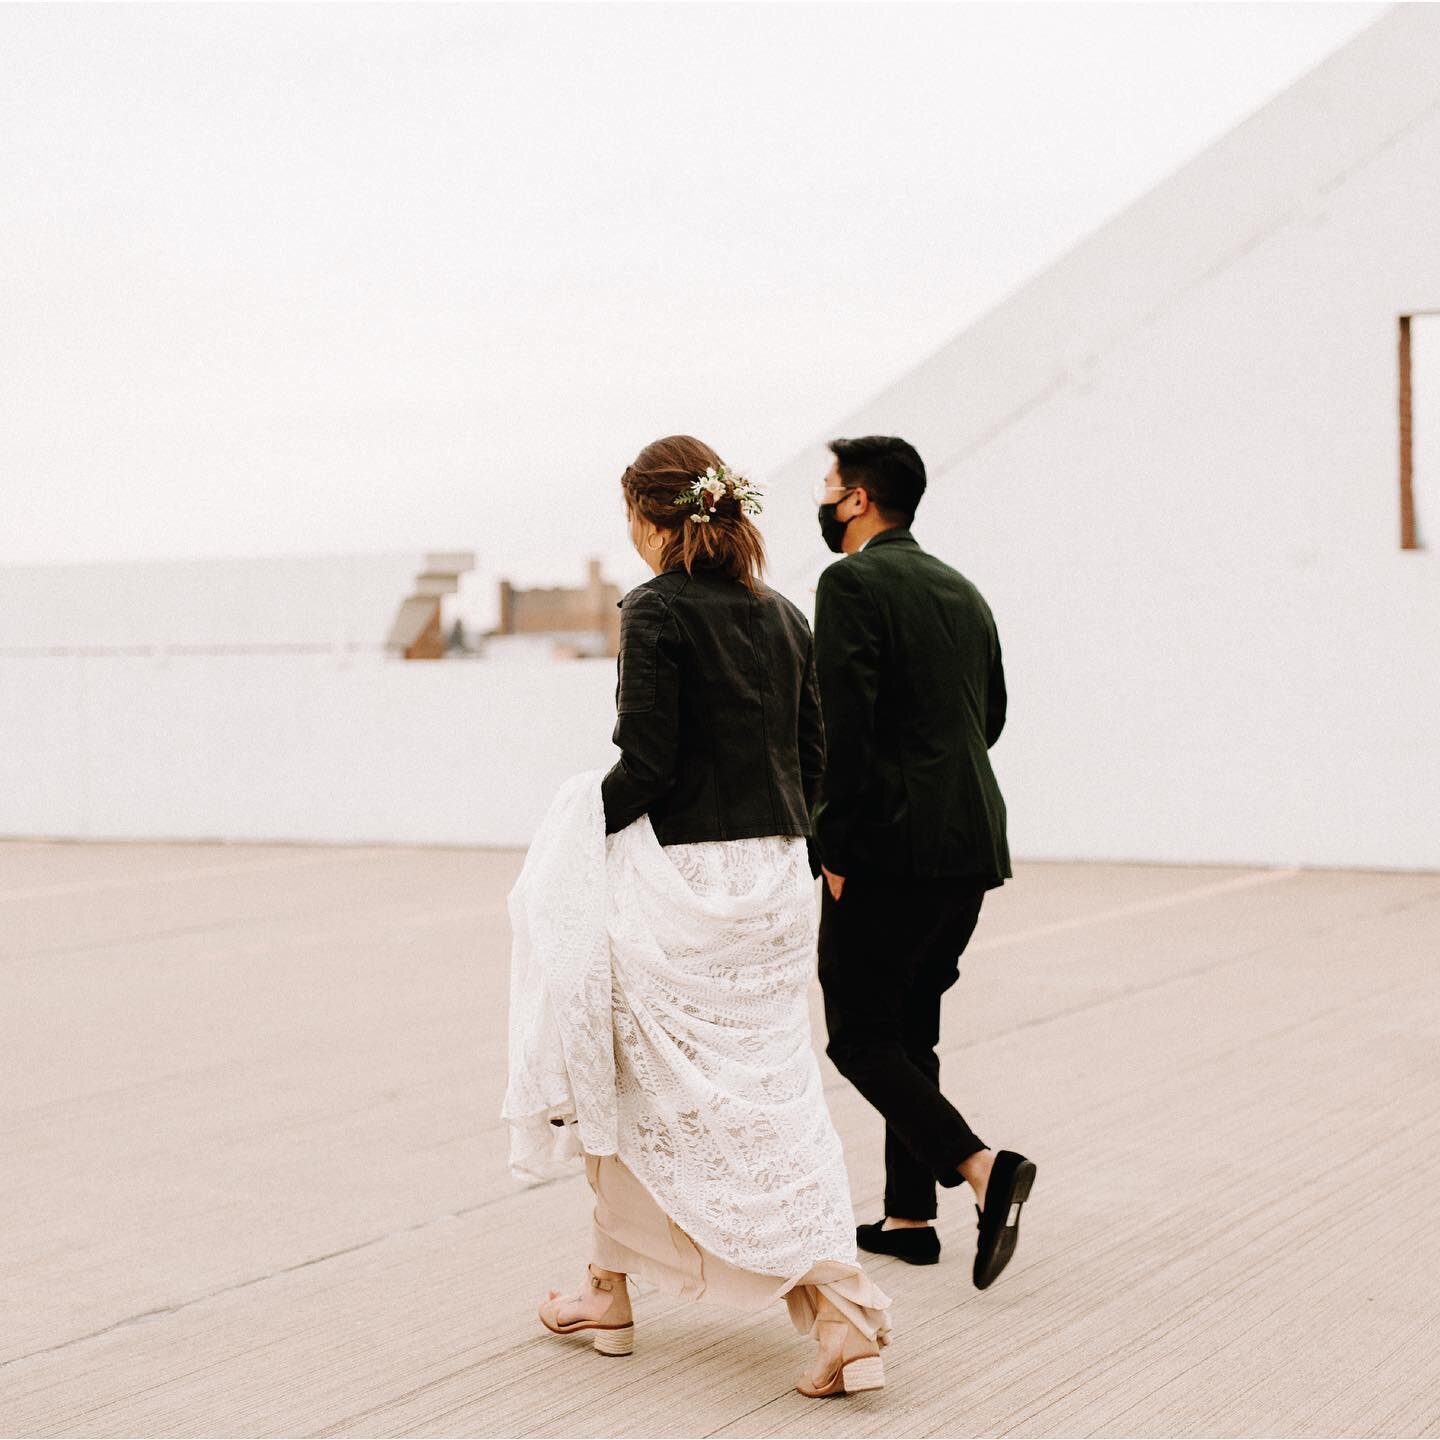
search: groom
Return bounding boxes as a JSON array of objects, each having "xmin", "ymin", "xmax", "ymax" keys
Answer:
[{"xmin": 810, "ymin": 435, "xmax": 1035, "ymax": 1288}]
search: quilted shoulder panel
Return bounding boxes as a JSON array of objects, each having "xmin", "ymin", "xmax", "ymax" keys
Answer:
[{"xmin": 616, "ymin": 586, "xmax": 676, "ymax": 714}]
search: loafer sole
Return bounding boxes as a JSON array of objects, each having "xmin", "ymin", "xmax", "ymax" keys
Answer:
[{"xmin": 973, "ymin": 1155, "xmax": 1036, "ymax": 1290}]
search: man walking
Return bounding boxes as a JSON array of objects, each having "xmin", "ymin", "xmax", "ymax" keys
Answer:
[{"xmin": 811, "ymin": 435, "xmax": 1034, "ymax": 1288}]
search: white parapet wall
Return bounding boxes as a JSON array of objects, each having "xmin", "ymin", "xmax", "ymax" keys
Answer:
[
  {"xmin": 0, "ymin": 653, "xmax": 619, "ymax": 848},
  {"xmin": 2, "ymin": 626, "xmax": 1434, "ymax": 868},
  {"xmin": 0, "ymin": 620, "xmax": 1434, "ymax": 866}
]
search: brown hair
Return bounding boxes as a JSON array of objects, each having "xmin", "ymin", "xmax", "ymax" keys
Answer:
[{"xmin": 620, "ymin": 435, "xmax": 767, "ymax": 593}]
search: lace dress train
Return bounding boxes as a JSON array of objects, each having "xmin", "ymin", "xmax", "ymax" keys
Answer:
[
  {"xmin": 504, "ymin": 774, "xmax": 891, "ymax": 1343},
  {"xmin": 592, "ymin": 832, "xmax": 889, "ymax": 1341}
]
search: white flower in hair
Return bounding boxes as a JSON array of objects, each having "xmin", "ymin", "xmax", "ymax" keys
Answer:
[
  {"xmin": 730, "ymin": 472, "xmax": 764, "ymax": 519},
  {"xmin": 673, "ymin": 463, "xmax": 764, "ymax": 523}
]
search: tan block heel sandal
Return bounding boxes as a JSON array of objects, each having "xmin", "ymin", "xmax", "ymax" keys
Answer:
[{"xmin": 537, "ymin": 1264, "xmax": 635, "ymax": 1356}]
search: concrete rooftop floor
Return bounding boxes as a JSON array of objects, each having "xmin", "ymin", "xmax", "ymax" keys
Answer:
[{"xmin": 1, "ymin": 840, "xmax": 1438, "ymax": 1439}]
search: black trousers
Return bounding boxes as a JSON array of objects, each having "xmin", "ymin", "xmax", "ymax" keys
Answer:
[{"xmin": 818, "ymin": 871, "xmax": 988, "ymax": 1221}]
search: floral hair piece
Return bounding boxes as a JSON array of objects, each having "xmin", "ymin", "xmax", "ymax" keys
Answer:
[{"xmin": 673, "ymin": 464, "xmax": 764, "ymax": 525}]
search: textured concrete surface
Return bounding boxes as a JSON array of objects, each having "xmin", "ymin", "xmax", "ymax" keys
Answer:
[{"xmin": 2, "ymin": 840, "xmax": 1437, "ymax": 1437}]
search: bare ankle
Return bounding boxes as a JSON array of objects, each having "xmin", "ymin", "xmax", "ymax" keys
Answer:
[{"xmin": 958, "ymin": 1147, "xmax": 996, "ymax": 1203}]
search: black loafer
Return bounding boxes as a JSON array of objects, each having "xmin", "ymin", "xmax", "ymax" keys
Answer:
[
  {"xmin": 973, "ymin": 1150, "xmax": 1036, "ymax": 1290},
  {"xmin": 856, "ymin": 1218, "xmax": 941, "ymax": 1265}
]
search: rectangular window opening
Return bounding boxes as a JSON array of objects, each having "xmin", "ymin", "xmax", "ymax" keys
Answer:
[{"xmin": 1400, "ymin": 312, "xmax": 1440, "ymax": 551}]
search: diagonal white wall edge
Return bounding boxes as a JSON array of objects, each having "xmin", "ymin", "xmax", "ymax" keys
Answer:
[{"xmin": 757, "ymin": 5, "xmax": 1440, "ymax": 871}]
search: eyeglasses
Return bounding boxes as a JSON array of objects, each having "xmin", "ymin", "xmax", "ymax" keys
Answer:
[{"xmin": 812, "ymin": 481, "xmax": 856, "ymax": 505}]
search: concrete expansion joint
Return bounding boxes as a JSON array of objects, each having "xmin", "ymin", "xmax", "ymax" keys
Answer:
[{"xmin": 0, "ymin": 1200, "xmax": 500, "ymax": 1375}]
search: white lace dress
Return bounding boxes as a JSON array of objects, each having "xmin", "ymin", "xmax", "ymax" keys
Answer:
[{"xmin": 503, "ymin": 771, "xmax": 891, "ymax": 1340}]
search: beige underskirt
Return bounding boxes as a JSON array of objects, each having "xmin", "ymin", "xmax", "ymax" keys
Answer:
[{"xmin": 585, "ymin": 1153, "xmax": 893, "ymax": 1345}]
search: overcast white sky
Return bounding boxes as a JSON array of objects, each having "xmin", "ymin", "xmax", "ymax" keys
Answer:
[{"xmin": 3, "ymin": 2, "xmax": 1382, "ymax": 611}]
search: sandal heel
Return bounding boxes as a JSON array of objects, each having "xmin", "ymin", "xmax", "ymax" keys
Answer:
[
  {"xmin": 592, "ymin": 1325, "xmax": 634, "ymax": 1356},
  {"xmin": 841, "ymin": 1354, "xmax": 884, "ymax": 1393}
]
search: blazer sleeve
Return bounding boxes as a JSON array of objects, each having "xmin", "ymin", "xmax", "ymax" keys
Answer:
[
  {"xmin": 811, "ymin": 561, "xmax": 883, "ymax": 874},
  {"xmin": 601, "ymin": 588, "xmax": 682, "ymax": 834},
  {"xmin": 985, "ymin": 624, "xmax": 1007, "ymax": 749}
]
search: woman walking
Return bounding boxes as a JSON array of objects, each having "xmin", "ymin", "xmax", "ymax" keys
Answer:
[{"xmin": 504, "ymin": 435, "xmax": 891, "ymax": 1398}]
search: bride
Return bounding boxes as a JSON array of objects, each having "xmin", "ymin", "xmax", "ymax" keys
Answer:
[{"xmin": 504, "ymin": 434, "xmax": 892, "ymax": 1398}]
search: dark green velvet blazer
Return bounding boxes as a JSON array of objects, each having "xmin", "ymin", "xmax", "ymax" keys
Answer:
[{"xmin": 811, "ymin": 527, "xmax": 1011, "ymax": 886}]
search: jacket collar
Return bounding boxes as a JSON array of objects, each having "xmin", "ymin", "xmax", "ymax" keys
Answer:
[{"xmin": 862, "ymin": 526, "xmax": 918, "ymax": 551}]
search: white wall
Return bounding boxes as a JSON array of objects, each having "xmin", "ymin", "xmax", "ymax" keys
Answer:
[
  {"xmin": 972, "ymin": 97, "xmax": 1440, "ymax": 871},
  {"xmin": 0, "ymin": 654, "xmax": 618, "ymax": 847},
  {"xmin": 754, "ymin": 14, "xmax": 1440, "ymax": 873}
]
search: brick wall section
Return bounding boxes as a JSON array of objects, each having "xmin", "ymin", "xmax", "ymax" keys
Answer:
[{"xmin": 494, "ymin": 559, "xmax": 621, "ymax": 656}]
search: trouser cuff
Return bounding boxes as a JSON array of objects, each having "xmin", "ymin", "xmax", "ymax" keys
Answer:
[
  {"xmin": 883, "ymin": 1197, "xmax": 937, "ymax": 1221},
  {"xmin": 936, "ymin": 1137, "xmax": 987, "ymax": 1187}
]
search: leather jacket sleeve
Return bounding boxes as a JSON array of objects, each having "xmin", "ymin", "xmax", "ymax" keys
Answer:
[
  {"xmin": 601, "ymin": 587, "xmax": 683, "ymax": 834},
  {"xmin": 811, "ymin": 561, "xmax": 882, "ymax": 875}
]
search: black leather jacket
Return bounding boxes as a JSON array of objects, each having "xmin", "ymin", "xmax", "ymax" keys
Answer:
[{"xmin": 601, "ymin": 568, "xmax": 824, "ymax": 845}]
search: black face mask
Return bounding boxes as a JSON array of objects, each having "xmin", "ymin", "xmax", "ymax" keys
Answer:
[{"xmin": 818, "ymin": 497, "xmax": 852, "ymax": 553}]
